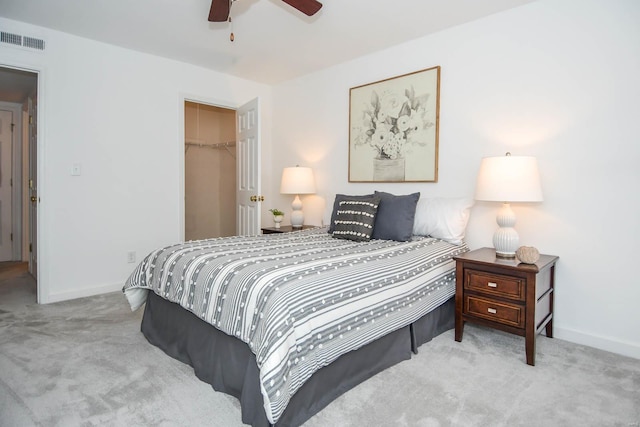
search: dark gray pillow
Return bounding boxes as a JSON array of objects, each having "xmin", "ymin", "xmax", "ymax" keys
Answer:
[
  {"xmin": 332, "ymin": 196, "xmax": 381, "ymax": 242},
  {"xmin": 371, "ymin": 191, "xmax": 420, "ymax": 242},
  {"xmin": 328, "ymin": 193, "xmax": 374, "ymax": 233}
]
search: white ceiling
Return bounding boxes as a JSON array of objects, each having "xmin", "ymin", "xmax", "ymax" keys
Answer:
[{"xmin": 0, "ymin": 0, "xmax": 536, "ymax": 86}]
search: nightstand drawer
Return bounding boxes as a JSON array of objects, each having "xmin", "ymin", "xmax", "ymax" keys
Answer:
[
  {"xmin": 465, "ymin": 270, "xmax": 525, "ymax": 301},
  {"xmin": 464, "ymin": 295, "xmax": 525, "ymax": 328}
]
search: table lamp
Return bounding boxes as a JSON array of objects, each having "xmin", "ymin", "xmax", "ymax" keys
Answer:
[
  {"xmin": 475, "ymin": 153, "xmax": 543, "ymax": 258},
  {"xmin": 280, "ymin": 166, "xmax": 316, "ymax": 228}
]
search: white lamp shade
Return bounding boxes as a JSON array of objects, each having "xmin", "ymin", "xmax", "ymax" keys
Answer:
[
  {"xmin": 280, "ymin": 166, "xmax": 316, "ymax": 195},
  {"xmin": 475, "ymin": 155, "xmax": 543, "ymax": 202}
]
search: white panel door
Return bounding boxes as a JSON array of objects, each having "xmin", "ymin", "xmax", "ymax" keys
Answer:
[
  {"xmin": 0, "ymin": 109, "xmax": 13, "ymax": 261},
  {"xmin": 236, "ymin": 98, "xmax": 260, "ymax": 236}
]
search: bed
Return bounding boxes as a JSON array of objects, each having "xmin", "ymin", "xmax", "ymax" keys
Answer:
[{"xmin": 123, "ymin": 193, "xmax": 473, "ymax": 427}]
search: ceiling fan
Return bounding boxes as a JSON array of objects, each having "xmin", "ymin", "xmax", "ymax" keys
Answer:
[{"xmin": 208, "ymin": 0, "xmax": 323, "ymax": 22}]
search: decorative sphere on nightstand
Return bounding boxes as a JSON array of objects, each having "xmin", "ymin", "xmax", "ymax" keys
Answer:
[{"xmin": 516, "ymin": 246, "xmax": 540, "ymax": 264}]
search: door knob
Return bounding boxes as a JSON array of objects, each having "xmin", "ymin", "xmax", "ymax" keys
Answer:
[
  {"xmin": 250, "ymin": 195, "xmax": 264, "ymax": 202},
  {"xmin": 30, "ymin": 196, "xmax": 37, "ymax": 202}
]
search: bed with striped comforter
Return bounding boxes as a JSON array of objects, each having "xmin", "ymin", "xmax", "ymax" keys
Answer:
[{"xmin": 123, "ymin": 227, "xmax": 468, "ymax": 424}]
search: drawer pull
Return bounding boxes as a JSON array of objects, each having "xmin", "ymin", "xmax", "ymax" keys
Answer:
[
  {"xmin": 487, "ymin": 308, "xmax": 497, "ymax": 314},
  {"xmin": 487, "ymin": 282, "xmax": 498, "ymax": 288}
]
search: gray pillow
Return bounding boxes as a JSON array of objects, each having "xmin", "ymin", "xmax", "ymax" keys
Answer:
[
  {"xmin": 328, "ymin": 193, "xmax": 374, "ymax": 233},
  {"xmin": 371, "ymin": 191, "xmax": 420, "ymax": 242},
  {"xmin": 332, "ymin": 196, "xmax": 381, "ymax": 242}
]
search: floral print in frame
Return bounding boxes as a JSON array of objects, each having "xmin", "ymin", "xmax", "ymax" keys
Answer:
[{"xmin": 349, "ymin": 66, "xmax": 440, "ymax": 182}]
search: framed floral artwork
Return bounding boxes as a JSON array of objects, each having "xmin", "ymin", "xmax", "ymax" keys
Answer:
[{"xmin": 349, "ymin": 66, "xmax": 440, "ymax": 182}]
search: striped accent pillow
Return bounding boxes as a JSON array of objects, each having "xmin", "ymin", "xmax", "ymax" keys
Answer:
[
  {"xmin": 332, "ymin": 196, "xmax": 381, "ymax": 241},
  {"xmin": 327, "ymin": 193, "xmax": 374, "ymax": 233}
]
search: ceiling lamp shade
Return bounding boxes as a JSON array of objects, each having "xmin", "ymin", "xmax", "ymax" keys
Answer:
[
  {"xmin": 475, "ymin": 153, "xmax": 543, "ymax": 258},
  {"xmin": 280, "ymin": 166, "xmax": 316, "ymax": 228}
]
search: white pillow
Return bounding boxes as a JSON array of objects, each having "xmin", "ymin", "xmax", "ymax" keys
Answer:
[{"xmin": 412, "ymin": 197, "xmax": 474, "ymax": 245}]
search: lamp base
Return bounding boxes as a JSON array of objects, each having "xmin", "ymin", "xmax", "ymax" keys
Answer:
[
  {"xmin": 495, "ymin": 250, "xmax": 517, "ymax": 259},
  {"xmin": 290, "ymin": 195, "xmax": 304, "ymax": 228},
  {"xmin": 493, "ymin": 203, "xmax": 519, "ymax": 258}
]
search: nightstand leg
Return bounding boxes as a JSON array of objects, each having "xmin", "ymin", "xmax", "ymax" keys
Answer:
[
  {"xmin": 455, "ymin": 319, "xmax": 464, "ymax": 342},
  {"xmin": 525, "ymin": 333, "xmax": 535, "ymax": 366}
]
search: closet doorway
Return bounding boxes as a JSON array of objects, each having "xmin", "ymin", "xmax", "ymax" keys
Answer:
[{"xmin": 184, "ymin": 102, "xmax": 237, "ymax": 240}]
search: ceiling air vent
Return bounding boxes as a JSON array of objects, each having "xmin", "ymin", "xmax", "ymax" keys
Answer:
[
  {"xmin": 23, "ymin": 36, "xmax": 45, "ymax": 51},
  {"xmin": 0, "ymin": 30, "xmax": 45, "ymax": 51},
  {"xmin": 1, "ymin": 31, "xmax": 22, "ymax": 46}
]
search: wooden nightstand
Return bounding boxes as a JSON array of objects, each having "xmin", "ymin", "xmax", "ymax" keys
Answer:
[
  {"xmin": 261, "ymin": 225, "xmax": 316, "ymax": 234},
  {"xmin": 454, "ymin": 247, "xmax": 558, "ymax": 366}
]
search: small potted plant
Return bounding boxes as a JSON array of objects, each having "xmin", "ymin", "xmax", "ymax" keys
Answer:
[{"xmin": 269, "ymin": 208, "xmax": 285, "ymax": 228}]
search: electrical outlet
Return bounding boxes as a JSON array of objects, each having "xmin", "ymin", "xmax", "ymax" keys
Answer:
[{"xmin": 127, "ymin": 251, "xmax": 136, "ymax": 263}]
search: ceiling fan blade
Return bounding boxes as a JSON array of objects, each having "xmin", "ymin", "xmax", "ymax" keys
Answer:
[
  {"xmin": 281, "ymin": 0, "xmax": 323, "ymax": 16},
  {"xmin": 208, "ymin": 0, "xmax": 231, "ymax": 22}
]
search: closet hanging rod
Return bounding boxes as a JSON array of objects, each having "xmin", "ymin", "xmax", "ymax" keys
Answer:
[{"xmin": 185, "ymin": 140, "xmax": 236, "ymax": 149}]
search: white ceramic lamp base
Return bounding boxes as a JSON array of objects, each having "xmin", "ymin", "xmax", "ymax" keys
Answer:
[
  {"xmin": 290, "ymin": 195, "xmax": 304, "ymax": 228},
  {"xmin": 493, "ymin": 203, "xmax": 519, "ymax": 258}
]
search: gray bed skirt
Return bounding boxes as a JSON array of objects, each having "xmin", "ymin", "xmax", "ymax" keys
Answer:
[{"xmin": 141, "ymin": 291, "xmax": 454, "ymax": 427}]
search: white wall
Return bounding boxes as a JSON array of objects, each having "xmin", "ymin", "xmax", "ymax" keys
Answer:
[
  {"xmin": 0, "ymin": 17, "xmax": 273, "ymax": 303},
  {"xmin": 271, "ymin": 0, "xmax": 640, "ymax": 358}
]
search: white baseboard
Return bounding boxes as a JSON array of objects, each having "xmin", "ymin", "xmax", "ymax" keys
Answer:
[
  {"xmin": 554, "ymin": 326, "xmax": 640, "ymax": 360},
  {"xmin": 45, "ymin": 282, "xmax": 123, "ymax": 304}
]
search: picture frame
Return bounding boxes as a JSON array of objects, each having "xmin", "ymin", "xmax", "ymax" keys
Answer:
[{"xmin": 348, "ymin": 66, "xmax": 440, "ymax": 182}]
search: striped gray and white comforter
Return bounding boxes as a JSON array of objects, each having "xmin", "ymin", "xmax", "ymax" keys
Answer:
[{"xmin": 123, "ymin": 227, "xmax": 468, "ymax": 424}]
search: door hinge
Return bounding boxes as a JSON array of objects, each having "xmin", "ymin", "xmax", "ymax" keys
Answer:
[
  {"xmin": 29, "ymin": 179, "xmax": 33, "ymax": 189},
  {"xmin": 29, "ymin": 115, "xmax": 33, "ymax": 124},
  {"xmin": 10, "ymin": 233, "xmax": 13, "ymax": 242},
  {"xmin": 29, "ymin": 243, "xmax": 32, "ymax": 253}
]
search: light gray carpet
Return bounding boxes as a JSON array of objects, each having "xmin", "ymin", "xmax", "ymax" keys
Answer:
[{"xmin": 1, "ymin": 265, "xmax": 638, "ymax": 426}]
